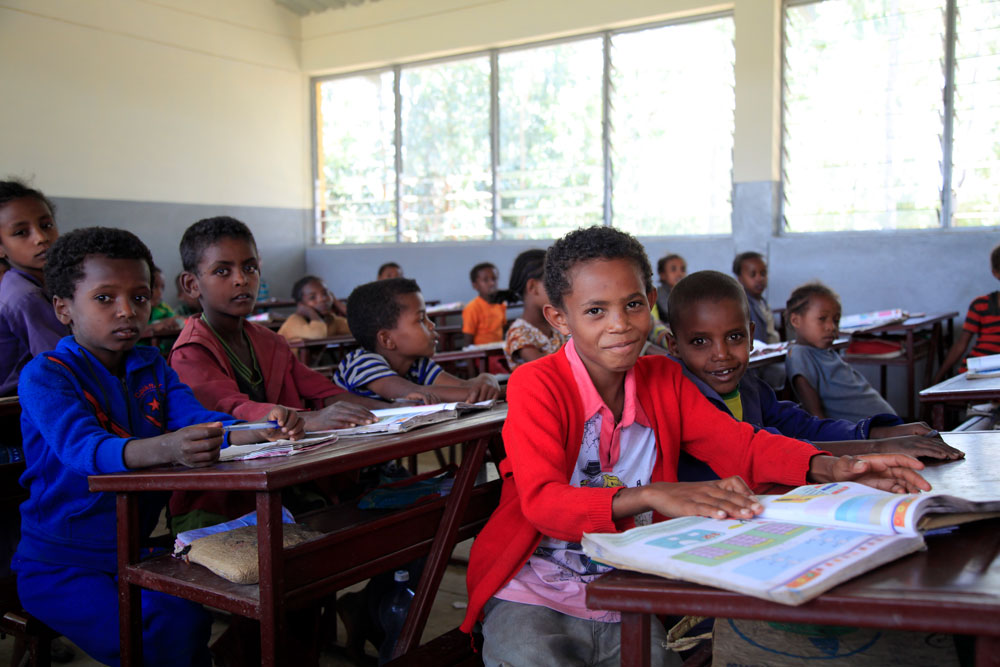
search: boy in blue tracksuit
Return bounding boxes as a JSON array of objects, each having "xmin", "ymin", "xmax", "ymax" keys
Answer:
[
  {"xmin": 12, "ymin": 227, "xmax": 302, "ymax": 667},
  {"xmin": 663, "ymin": 270, "xmax": 964, "ymax": 481}
]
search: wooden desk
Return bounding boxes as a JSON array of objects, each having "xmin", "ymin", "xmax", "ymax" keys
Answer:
[
  {"xmin": 920, "ymin": 372, "xmax": 1000, "ymax": 430},
  {"xmin": 843, "ymin": 311, "xmax": 958, "ymax": 420},
  {"xmin": 0, "ymin": 395, "xmax": 19, "ymax": 419},
  {"xmin": 587, "ymin": 431, "xmax": 1000, "ymax": 667},
  {"xmin": 89, "ymin": 407, "xmax": 507, "ymax": 666},
  {"xmin": 253, "ymin": 299, "xmax": 297, "ymax": 312}
]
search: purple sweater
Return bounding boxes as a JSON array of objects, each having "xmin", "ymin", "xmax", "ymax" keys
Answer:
[{"xmin": 0, "ymin": 269, "xmax": 69, "ymax": 395}]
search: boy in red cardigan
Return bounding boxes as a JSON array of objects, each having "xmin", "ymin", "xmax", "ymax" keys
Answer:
[{"xmin": 461, "ymin": 227, "xmax": 930, "ymax": 666}]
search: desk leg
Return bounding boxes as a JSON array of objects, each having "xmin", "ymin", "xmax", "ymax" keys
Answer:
[
  {"xmin": 391, "ymin": 436, "xmax": 489, "ymax": 659},
  {"xmin": 116, "ymin": 493, "xmax": 142, "ymax": 667},
  {"xmin": 257, "ymin": 491, "xmax": 285, "ymax": 667},
  {"xmin": 619, "ymin": 612, "xmax": 652, "ymax": 667},
  {"xmin": 975, "ymin": 635, "xmax": 1000, "ymax": 667},
  {"xmin": 932, "ymin": 403, "xmax": 945, "ymax": 431},
  {"xmin": 906, "ymin": 329, "xmax": 916, "ymax": 420}
]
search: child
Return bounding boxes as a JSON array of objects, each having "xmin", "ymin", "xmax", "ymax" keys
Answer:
[
  {"xmin": 174, "ymin": 271, "xmax": 201, "ymax": 316},
  {"xmin": 146, "ymin": 266, "xmax": 181, "ymax": 335},
  {"xmin": 277, "ymin": 275, "xmax": 351, "ymax": 341},
  {"xmin": 0, "ymin": 180, "xmax": 69, "ymax": 395},
  {"xmin": 377, "ymin": 261, "xmax": 402, "ymax": 280},
  {"xmin": 460, "ymin": 227, "xmax": 929, "ymax": 666},
  {"xmin": 666, "ymin": 270, "xmax": 962, "ymax": 478},
  {"xmin": 732, "ymin": 251, "xmax": 779, "ymax": 344},
  {"xmin": 12, "ymin": 227, "xmax": 302, "ymax": 667},
  {"xmin": 503, "ymin": 249, "xmax": 563, "ymax": 370},
  {"xmin": 462, "ymin": 262, "xmax": 506, "ymax": 345},
  {"xmin": 168, "ymin": 217, "xmax": 379, "ymax": 530},
  {"xmin": 785, "ymin": 282, "xmax": 896, "ymax": 421},
  {"xmin": 934, "ymin": 243, "xmax": 1000, "ymax": 383},
  {"xmin": 334, "ymin": 277, "xmax": 501, "ymax": 404},
  {"xmin": 654, "ymin": 252, "xmax": 686, "ymax": 320}
]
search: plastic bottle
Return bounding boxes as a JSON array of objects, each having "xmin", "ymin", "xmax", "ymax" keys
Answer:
[
  {"xmin": 258, "ymin": 280, "xmax": 270, "ymax": 301},
  {"xmin": 377, "ymin": 569, "xmax": 415, "ymax": 664}
]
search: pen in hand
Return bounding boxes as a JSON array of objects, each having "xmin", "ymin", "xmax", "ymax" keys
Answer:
[{"xmin": 223, "ymin": 420, "xmax": 279, "ymax": 432}]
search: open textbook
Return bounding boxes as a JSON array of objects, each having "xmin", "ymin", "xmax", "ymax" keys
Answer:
[
  {"xmin": 331, "ymin": 399, "xmax": 496, "ymax": 436},
  {"xmin": 966, "ymin": 353, "xmax": 1000, "ymax": 379},
  {"xmin": 582, "ymin": 481, "xmax": 1000, "ymax": 606},
  {"xmin": 218, "ymin": 433, "xmax": 338, "ymax": 461},
  {"xmin": 838, "ymin": 308, "xmax": 906, "ymax": 333}
]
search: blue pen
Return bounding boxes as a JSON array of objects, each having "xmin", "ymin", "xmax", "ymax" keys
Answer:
[{"xmin": 223, "ymin": 420, "xmax": 279, "ymax": 432}]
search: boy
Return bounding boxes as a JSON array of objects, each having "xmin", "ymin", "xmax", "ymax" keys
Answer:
[
  {"xmin": 13, "ymin": 227, "xmax": 302, "ymax": 667},
  {"xmin": 377, "ymin": 261, "xmax": 402, "ymax": 280},
  {"xmin": 934, "ymin": 243, "xmax": 1000, "ymax": 384},
  {"xmin": 334, "ymin": 277, "xmax": 500, "ymax": 403},
  {"xmin": 0, "ymin": 180, "xmax": 69, "ymax": 395},
  {"xmin": 168, "ymin": 216, "xmax": 378, "ymax": 529},
  {"xmin": 461, "ymin": 227, "xmax": 929, "ymax": 666},
  {"xmin": 732, "ymin": 251, "xmax": 780, "ymax": 344},
  {"xmin": 665, "ymin": 270, "xmax": 962, "ymax": 482},
  {"xmin": 654, "ymin": 252, "xmax": 686, "ymax": 319},
  {"xmin": 462, "ymin": 261, "xmax": 506, "ymax": 345}
]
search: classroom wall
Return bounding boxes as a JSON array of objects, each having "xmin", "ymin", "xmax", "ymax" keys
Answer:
[{"xmin": 0, "ymin": 0, "xmax": 310, "ymax": 296}]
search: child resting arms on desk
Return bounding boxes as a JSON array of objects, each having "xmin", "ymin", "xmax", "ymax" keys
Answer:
[
  {"xmin": 13, "ymin": 227, "xmax": 303, "ymax": 667},
  {"xmin": 664, "ymin": 270, "xmax": 962, "ymax": 481},
  {"xmin": 460, "ymin": 226, "xmax": 930, "ymax": 667},
  {"xmin": 333, "ymin": 277, "xmax": 500, "ymax": 404}
]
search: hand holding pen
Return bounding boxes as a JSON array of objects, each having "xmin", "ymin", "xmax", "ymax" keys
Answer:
[{"xmin": 225, "ymin": 405, "xmax": 305, "ymax": 446}]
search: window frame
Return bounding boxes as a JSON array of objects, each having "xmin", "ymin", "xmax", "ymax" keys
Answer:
[
  {"xmin": 310, "ymin": 11, "xmax": 736, "ymax": 246},
  {"xmin": 780, "ymin": 0, "xmax": 997, "ymax": 235}
]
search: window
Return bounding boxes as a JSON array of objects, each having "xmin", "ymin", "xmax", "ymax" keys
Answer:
[
  {"xmin": 313, "ymin": 14, "xmax": 735, "ymax": 244},
  {"xmin": 783, "ymin": 0, "xmax": 1000, "ymax": 232},
  {"xmin": 611, "ymin": 19, "xmax": 735, "ymax": 236},
  {"xmin": 497, "ymin": 39, "xmax": 604, "ymax": 239}
]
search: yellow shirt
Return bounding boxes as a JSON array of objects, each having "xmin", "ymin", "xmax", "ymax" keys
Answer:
[
  {"xmin": 461, "ymin": 296, "xmax": 507, "ymax": 345},
  {"xmin": 722, "ymin": 390, "xmax": 743, "ymax": 422}
]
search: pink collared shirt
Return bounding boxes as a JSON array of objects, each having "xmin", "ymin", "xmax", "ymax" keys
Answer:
[{"xmin": 495, "ymin": 338, "xmax": 658, "ymax": 621}]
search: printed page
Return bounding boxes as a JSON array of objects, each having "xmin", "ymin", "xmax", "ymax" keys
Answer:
[
  {"xmin": 218, "ymin": 433, "xmax": 338, "ymax": 461},
  {"xmin": 582, "ymin": 514, "xmax": 924, "ymax": 606},
  {"xmin": 758, "ymin": 482, "xmax": 927, "ymax": 535}
]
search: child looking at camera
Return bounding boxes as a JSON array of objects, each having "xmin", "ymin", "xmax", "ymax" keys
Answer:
[
  {"xmin": 277, "ymin": 275, "xmax": 351, "ymax": 342},
  {"xmin": 461, "ymin": 227, "xmax": 929, "ymax": 666},
  {"xmin": 334, "ymin": 277, "xmax": 500, "ymax": 404},
  {"xmin": 653, "ymin": 252, "xmax": 687, "ymax": 320},
  {"xmin": 462, "ymin": 262, "xmax": 506, "ymax": 345},
  {"xmin": 786, "ymin": 282, "xmax": 896, "ymax": 421},
  {"xmin": 0, "ymin": 180, "xmax": 69, "ymax": 395},
  {"xmin": 665, "ymin": 271, "xmax": 961, "ymax": 482},
  {"xmin": 12, "ymin": 227, "xmax": 301, "ymax": 667},
  {"xmin": 502, "ymin": 249, "xmax": 563, "ymax": 370}
]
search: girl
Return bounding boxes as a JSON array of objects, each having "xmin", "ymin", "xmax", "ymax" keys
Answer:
[
  {"xmin": 785, "ymin": 282, "xmax": 896, "ymax": 421},
  {"xmin": 277, "ymin": 275, "xmax": 351, "ymax": 343},
  {"xmin": 0, "ymin": 180, "xmax": 68, "ymax": 395},
  {"xmin": 502, "ymin": 249, "xmax": 564, "ymax": 370}
]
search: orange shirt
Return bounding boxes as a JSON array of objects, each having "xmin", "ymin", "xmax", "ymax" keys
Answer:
[{"xmin": 462, "ymin": 296, "xmax": 507, "ymax": 345}]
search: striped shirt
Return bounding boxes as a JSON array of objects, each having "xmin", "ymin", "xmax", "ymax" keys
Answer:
[
  {"xmin": 332, "ymin": 348, "xmax": 443, "ymax": 399},
  {"xmin": 964, "ymin": 291, "xmax": 1000, "ymax": 366}
]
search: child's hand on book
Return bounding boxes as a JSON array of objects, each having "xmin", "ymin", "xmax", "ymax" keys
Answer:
[
  {"xmin": 260, "ymin": 406, "xmax": 305, "ymax": 442},
  {"xmin": 305, "ymin": 402, "xmax": 377, "ymax": 430},
  {"xmin": 809, "ymin": 454, "xmax": 931, "ymax": 494},
  {"xmin": 612, "ymin": 476, "xmax": 764, "ymax": 521},
  {"xmin": 868, "ymin": 435, "xmax": 964, "ymax": 460},
  {"xmin": 464, "ymin": 374, "xmax": 501, "ymax": 402}
]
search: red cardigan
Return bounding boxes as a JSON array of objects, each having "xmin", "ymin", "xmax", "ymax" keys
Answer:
[
  {"xmin": 168, "ymin": 316, "xmax": 342, "ymax": 420},
  {"xmin": 460, "ymin": 347, "xmax": 822, "ymax": 633}
]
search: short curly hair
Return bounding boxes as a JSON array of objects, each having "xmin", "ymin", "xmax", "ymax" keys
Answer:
[
  {"xmin": 544, "ymin": 226, "xmax": 653, "ymax": 310},
  {"xmin": 0, "ymin": 179, "xmax": 56, "ymax": 218},
  {"xmin": 45, "ymin": 227, "xmax": 154, "ymax": 300},
  {"xmin": 667, "ymin": 270, "xmax": 750, "ymax": 334},
  {"xmin": 656, "ymin": 254, "xmax": 683, "ymax": 275},
  {"xmin": 346, "ymin": 277, "xmax": 422, "ymax": 351},
  {"xmin": 180, "ymin": 216, "xmax": 257, "ymax": 273},
  {"xmin": 469, "ymin": 262, "xmax": 497, "ymax": 284},
  {"xmin": 732, "ymin": 251, "xmax": 765, "ymax": 277},
  {"xmin": 785, "ymin": 281, "xmax": 840, "ymax": 317}
]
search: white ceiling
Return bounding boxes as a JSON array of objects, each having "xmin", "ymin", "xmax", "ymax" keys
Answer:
[{"xmin": 273, "ymin": 0, "xmax": 380, "ymax": 16}]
